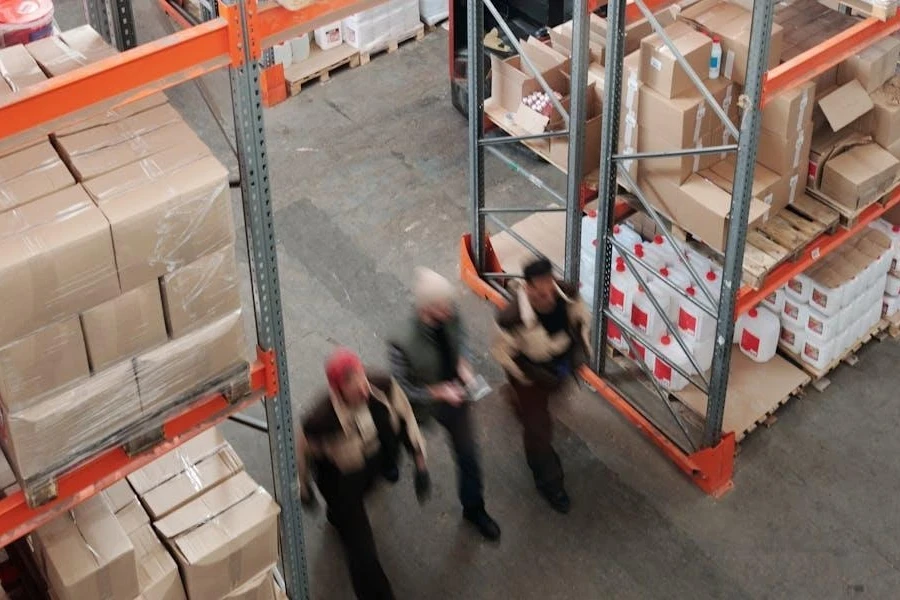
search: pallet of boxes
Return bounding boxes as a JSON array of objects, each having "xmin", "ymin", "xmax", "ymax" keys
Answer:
[
  {"xmin": 0, "ymin": 27, "xmax": 252, "ymax": 503},
  {"xmin": 27, "ymin": 428, "xmax": 285, "ymax": 600}
]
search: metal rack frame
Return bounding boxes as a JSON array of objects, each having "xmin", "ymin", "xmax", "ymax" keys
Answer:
[
  {"xmin": 0, "ymin": 0, "xmax": 386, "ymax": 595},
  {"xmin": 460, "ymin": 0, "xmax": 900, "ymax": 495}
]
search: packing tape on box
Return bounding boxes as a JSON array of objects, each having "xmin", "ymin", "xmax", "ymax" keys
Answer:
[
  {"xmin": 721, "ymin": 130, "xmax": 732, "ymax": 160},
  {"xmin": 694, "ymin": 103, "xmax": 706, "ymax": 146},
  {"xmin": 693, "ymin": 139, "xmax": 703, "ymax": 173},
  {"xmin": 793, "ymin": 129, "xmax": 805, "ymax": 170},
  {"xmin": 44, "ymin": 37, "xmax": 90, "ymax": 69},
  {"xmin": 68, "ymin": 509, "xmax": 115, "ymax": 600},
  {"xmin": 724, "ymin": 51, "xmax": 735, "ymax": 81},
  {"xmin": 723, "ymin": 85, "xmax": 734, "ymax": 119},
  {"xmin": 789, "ymin": 174, "xmax": 799, "ymax": 205},
  {"xmin": 624, "ymin": 72, "xmax": 639, "ymax": 113},
  {"xmin": 798, "ymin": 88, "xmax": 810, "ymax": 133}
]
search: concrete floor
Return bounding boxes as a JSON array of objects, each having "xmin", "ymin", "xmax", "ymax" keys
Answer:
[{"xmin": 56, "ymin": 2, "xmax": 900, "ymax": 597}]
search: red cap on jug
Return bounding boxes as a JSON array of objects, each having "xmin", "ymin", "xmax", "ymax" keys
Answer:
[
  {"xmin": 654, "ymin": 235, "xmax": 664, "ymax": 245},
  {"xmin": 686, "ymin": 286, "xmax": 696, "ymax": 296},
  {"xmin": 634, "ymin": 244, "xmax": 645, "ymax": 258},
  {"xmin": 706, "ymin": 270, "xmax": 718, "ymax": 281},
  {"xmin": 749, "ymin": 308, "xmax": 758, "ymax": 318},
  {"xmin": 660, "ymin": 335, "xmax": 672, "ymax": 346}
]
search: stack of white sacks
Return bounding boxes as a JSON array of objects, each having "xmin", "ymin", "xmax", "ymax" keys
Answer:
[{"xmin": 771, "ymin": 221, "xmax": 899, "ymax": 371}]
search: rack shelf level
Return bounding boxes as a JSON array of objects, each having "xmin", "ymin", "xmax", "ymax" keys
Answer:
[{"xmin": 0, "ymin": 360, "xmax": 267, "ymax": 548}]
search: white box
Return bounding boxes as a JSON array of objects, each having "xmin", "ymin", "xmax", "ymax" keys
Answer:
[
  {"xmin": 290, "ymin": 34, "xmax": 310, "ymax": 63},
  {"xmin": 314, "ymin": 22, "xmax": 343, "ymax": 50}
]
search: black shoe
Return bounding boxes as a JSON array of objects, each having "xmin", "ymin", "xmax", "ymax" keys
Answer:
[
  {"xmin": 326, "ymin": 509, "xmax": 337, "ymax": 527},
  {"xmin": 463, "ymin": 508, "xmax": 501, "ymax": 541},
  {"xmin": 382, "ymin": 464, "xmax": 400, "ymax": 483},
  {"xmin": 539, "ymin": 487, "xmax": 571, "ymax": 514}
]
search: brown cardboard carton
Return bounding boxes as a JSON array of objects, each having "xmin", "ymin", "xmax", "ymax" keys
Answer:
[
  {"xmin": 818, "ymin": 81, "xmax": 874, "ymax": 132},
  {"xmin": 677, "ymin": 173, "xmax": 770, "ymax": 251},
  {"xmin": 548, "ymin": 84, "xmax": 603, "ymax": 174},
  {"xmin": 857, "ymin": 78, "xmax": 900, "ymax": 148},
  {"xmin": 135, "ymin": 310, "xmax": 247, "ymax": 415},
  {"xmin": 639, "ymin": 127, "xmax": 725, "ymax": 184},
  {"xmin": 0, "ymin": 317, "xmax": 89, "ymax": 413},
  {"xmin": 95, "ymin": 154, "xmax": 235, "ymax": 291},
  {"xmin": 224, "ymin": 569, "xmax": 278, "ymax": 600},
  {"xmin": 0, "ymin": 45, "xmax": 48, "ymax": 91},
  {"xmin": 0, "ymin": 186, "xmax": 120, "ymax": 347},
  {"xmin": 592, "ymin": 9, "xmax": 675, "ymax": 55},
  {"xmin": 81, "ymin": 281, "xmax": 168, "ymax": 371},
  {"xmin": 82, "ymin": 136, "xmax": 211, "ymax": 203},
  {"xmin": 0, "ymin": 141, "xmax": 75, "ymax": 212},
  {"xmin": 547, "ymin": 22, "xmax": 605, "ymax": 64},
  {"xmin": 640, "ymin": 22, "xmax": 712, "ymax": 99},
  {"xmin": 130, "ymin": 525, "xmax": 187, "ymax": 600},
  {"xmin": 34, "ymin": 493, "xmax": 139, "ymax": 600},
  {"xmin": 488, "ymin": 40, "xmax": 569, "ymax": 112},
  {"xmin": 140, "ymin": 441, "xmax": 244, "ymax": 521},
  {"xmin": 821, "ymin": 143, "xmax": 900, "ymax": 210},
  {"xmin": 706, "ymin": 156, "xmax": 783, "ymax": 211},
  {"xmin": 101, "ymin": 480, "xmax": 151, "ymax": 536},
  {"xmin": 154, "ymin": 471, "xmax": 280, "ymax": 600},
  {"xmin": 160, "ymin": 246, "xmax": 243, "ymax": 339},
  {"xmin": 807, "ymin": 127, "xmax": 869, "ymax": 189},
  {"xmin": 128, "ymin": 428, "xmax": 229, "ymax": 496},
  {"xmin": 102, "ymin": 480, "xmax": 138, "ymax": 514},
  {"xmin": 636, "ymin": 80, "xmax": 726, "ymax": 147},
  {"xmin": 26, "ymin": 27, "xmax": 117, "ymax": 77},
  {"xmin": 761, "ymin": 82, "xmax": 816, "ymax": 138},
  {"xmin": 54, "ymin": 95, "xmax": 171, "ymax": 137},
  {"xmin": 0, "ymin": 180, "xmax": 94, "ymax": 240},
  {"xmin": 757, "ymin": 121, "xmax": 814, "ymax": 175},
  {"xmin": 837, "ymin": 36, "xmax": 900, "ymax": 93},
  {"xmin": 1, "ymin": 361, "xmax": 140, "ymax": 480}
]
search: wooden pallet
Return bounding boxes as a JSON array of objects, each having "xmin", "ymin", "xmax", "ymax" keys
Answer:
[
  {"xmin": 837, "ymin": 0, "xmax": 897, "ymax": 20},
  {"xmin": 779, "ymin": 320, "xmax": 888, "ymax": 393},
  {"xmin": 740, "ymin": 194, "xmax": 842, "ymax": 288},
  {"xmin": 16, "ymin": 362, "xmax": 252, "ymax": 508},
  {"xmin": 358, "ymin": 24, "xmax": 425, "ymax": 65},
  {"xmin": 284, "ymin": 44, "xmax": 361, "ymax": 96},
  {"xmin": 423, "ymin": 17, "xmax": 449, "ymax": 32},
  {"xmin": 807, "ymin": 180, "xmax": 899, "ymax": 228}
]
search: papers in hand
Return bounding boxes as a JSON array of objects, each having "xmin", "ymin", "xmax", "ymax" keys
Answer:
[{"xmin": 466, "ymin": 375, "xmax": 492, "ymax": 402}]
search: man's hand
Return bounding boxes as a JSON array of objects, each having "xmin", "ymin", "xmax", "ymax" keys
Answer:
[
  {"xmin": 457, "ymin": 358, "xmax": 476, "ymax": 387},
  {"xmin": 429, "ymin": 382, "xmax": 466, "ymax": 406}
]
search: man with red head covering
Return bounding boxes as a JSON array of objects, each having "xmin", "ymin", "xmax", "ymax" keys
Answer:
[{"xmin": 297, "ymin": 348, "xmax": 429, "ymax": 600}]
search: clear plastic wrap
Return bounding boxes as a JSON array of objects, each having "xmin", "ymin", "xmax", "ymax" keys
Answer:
[{"xmin": 0, "ymin": 140, "xmax": 74, "ymax": 212}]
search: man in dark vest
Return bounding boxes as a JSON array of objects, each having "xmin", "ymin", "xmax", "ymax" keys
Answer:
[
  {"xmin": 388, "ymin": 267, "xmax": 501, "ymax": 541},
  {"xmin": 492, "ymin": 257, "xmax": 591, "ymax": 514}
]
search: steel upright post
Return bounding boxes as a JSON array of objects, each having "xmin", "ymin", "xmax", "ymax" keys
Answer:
[
  {"xmin": 82, "ymin": 0, "xmax": 112, "ymax": 45},
  {"xmin": 226, "ymin": 0, "xmax": 309, "ymax": 597},
  {"xmin": 590, "ymin": 0, "xmax": 625, "ymax": 372},
  {"xmin": 703, "ymin": 0, "xmax": 776, "ymax": 447},
  {"xmin": 563, "ymin": 0, "xmax": 591, "ymax": 283},
  {"xmin": 468, "ymin": 0, "xmax": 486, "ymax": 272},
  {"xmin": 110, "ymin": 0, "xmax": 138, "ymax": 50}
]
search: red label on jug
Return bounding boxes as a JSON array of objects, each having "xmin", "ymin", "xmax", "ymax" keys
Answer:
[
  {"xmin": 784, "ymin": 301, "xmax": 798, "ymax": 320},
  {"xmin": 788, "ymin": 278, "xmax": 803, "ymax": 294},
  {"xmin": 765, "ymin": 292, "xmax": 777, "ymax": 306},
  {"xmin": 780, "ymin": 328, "xmax": 795, "ymax": 345},
  {"xmin": 610, "ymin": 286, "xmax": 625, "ymax": 311},
  {"xmin": 808, "ymin": 315, "xmax": 823, "ymax": 334},
  {"xmin": 803, "ymin": 343, "xmax": 819, "ymax": 361},
  {"xmin": 632, "ymin": 305, "xmax": 648, "ymax": 333},
  {"xmin": 811, "ymin": 289, "xmax": 827, "ymax": 309},
  {"xmin": 608, "ymin": 321, "xmax": 622, "ymax": 343},
  {"xmin": 629, "ymin": 343, "xmax": 646, "ymax": 361},
  {"xmin": 740, "ymin": 329, "xmax": 760, "ymax": 357},
  {"xmin": 678, "ymin": 308, "xmax": 697, "ymax": 335},
  {"xmin": 653, "ymin": 358, "xmax": 672, "ymax": 386}
]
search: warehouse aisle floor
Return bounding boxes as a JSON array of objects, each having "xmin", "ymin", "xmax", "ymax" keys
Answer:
[{"xmin": 55, "ymin": 1, "xmax": 900, "ymax": 597}]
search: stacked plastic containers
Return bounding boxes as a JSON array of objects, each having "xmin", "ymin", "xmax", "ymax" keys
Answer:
[
  {"xmin": 774, "ymin": 227, "xmax": 894, "ymax": 371},
  {"xmin": 342, "ymin": 0, "xmax": 420, "ymax": 53},
  {"xmin": 0, "ymin": 0, "xmax": 54, "ymax": 48},
  {"xmin": 871, "ymin": 219, "xmax": 900, "ymax": 319}
]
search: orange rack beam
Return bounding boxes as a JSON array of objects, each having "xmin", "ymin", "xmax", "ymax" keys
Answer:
[
  {"xmin": 0, "ymin": 361, "xmax": 267, "ymax": 548},
  {"xmin": 737, "ymin": 189, "xmax": 900, "ymax": 315}
]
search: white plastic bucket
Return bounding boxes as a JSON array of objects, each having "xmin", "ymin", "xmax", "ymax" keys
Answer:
[
  {"xmin": 735, "ymin": 306, "xmax": 780, "ymax": 363},
  {"xmin": 606, "ymin": 319, "xmax": 629, "ymax": 353}
]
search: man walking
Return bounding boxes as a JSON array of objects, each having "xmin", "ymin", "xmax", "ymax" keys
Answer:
[
  {"xmin": 297, "ymin": 348, "xmax": 431, "ymax": 600},
  {"xmin": 491, "ymin": 257, "xmax": 591, "ymax": 514},
  {"xmin": 388, "ymin": 267, "xmax": 501, "ymax": 541}
]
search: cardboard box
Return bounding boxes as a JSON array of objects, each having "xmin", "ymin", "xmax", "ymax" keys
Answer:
[
  {"xmin": 548, "ymin": 22, "xmax": 605, "ymax": 65},
  {"xmin": 591, "ymin": 10, "xmax": 675, "ymax": 55},
  {"xmin": 94, "ymin": 154, "xmax": 235, "ymax": 292},
  {"xmin": 807, "ymin": 127, "xmax": 869, "ymax": 189},
  {"xmin": 81, "ymin": 281, "xmax": 168, "ymax": 371},
  {"xmin": 818, "ymin": 81, "xmax": 874, "ymax": 132},
  {"xmin": 26, "ymin": 27, "xmax": 117, "ymax": 77},
  {"xmin": 34, "ymin": 494, "xmax": 139, "ymax": 600},
  {"xmin": 547, "ymin": 83, "xmax": 603, "ymax": 175},
  {"xmin": 0, "ymin": 317, "xmax": 89, "ymax": 413},
  {"xmin": 130, "ymin": 525, "xmax": 187, "ymax": 600},
  {"xmin": 1, "ymin": 361, "xmax": 140, "ymax": 480},
  {"xmin": 638, "ymin": 126, "xmax": 723, "ymax": 184},
  {"xmin": 160, "ymin": 245, "xmax": 243, "ymax": 339},
  {"xmin": 135, "ymin": 310, "xmax": 247, "ymax": 415},
  {"xmin": 701, "ymin": 156, "xmax": 786, "ymax": 211},
  {"xmin": 224, "ymin": 569, "xmax": 278, "ymax": 600},
  {"xmin": 0, "ymin": 45, "xmax": 48, "ymax": 91},
  {"xmin": 821, "ymin": 143, "xmax": 900, "ymax": 210},
  {"xmin": 139, "ymin": 439, "xmax": 243, "ymax": 521},
  {"xmin": 102, "ymin": 480, "xmax": 138, "ymax": 514},
  {"xmin": 154, "ymin": 471, "xmax": 280, "ymax": 600},
  {"xmin": 636, "ymin": 77, "xmax": 734, "ymax": 147},
  {"xmin": 488, "ymin": 39, "xmax": 570, "ymax": 112},
  {"xmin": 54, "ymin": 95, "xmax": 171, "ymax": 137},
  {"xmin": 757, "ymin": 121, "xmax": 814, "ymax": 175},
  {"xmin": 837, "ymin": 36, "xmax": 900, "ymax": 93},
  {"xmin": 127, "ymin": 428, "xmax": 228, "ymax": 496},
  {"xmin": 640, "ymin": 22, "xmax": 712, "ymax": 99},
  {"xmin": 0, "ymin": 186, "xmax": 120, "ymax": 347},
  {"xmin": 856, "ymin": 77, "xmax": 900, "ymax": 148},
  {"xmin": 0, "ymin": 141, "xmax": 75, "ymax": 212},
  {"xmin": 761, "ymin": 81, "xmax": 816, "ymax": 138}
]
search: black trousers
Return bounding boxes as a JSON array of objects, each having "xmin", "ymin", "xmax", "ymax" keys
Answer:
[
  {"xmin": 432, "ymin": 402, "xmax": 485, "ymax": 511},
  {"xmin": 315, "ymin": 461, "xmax": 395, "ymax": 600},
  {"xmin": 507, "ymin": 377, "xmax": 564, "ymax": 493}
]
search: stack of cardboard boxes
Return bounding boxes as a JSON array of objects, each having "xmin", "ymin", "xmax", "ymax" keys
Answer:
[
  {"xmin": 32, "ymin": 429, "xmax": 283, "ymax": 600},
  {"xmin": 0, "ymin": 27, "xmax": 248, "ymax": 498}
]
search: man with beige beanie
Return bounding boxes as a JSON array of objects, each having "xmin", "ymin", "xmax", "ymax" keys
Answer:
[{"xmin": 388, "ymin": 267, "xmax": 501, "ymax": 541}]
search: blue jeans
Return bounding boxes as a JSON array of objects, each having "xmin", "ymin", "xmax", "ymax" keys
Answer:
[{"xmin": 432, "ymin": 401, "xmax": 485, "ymax": 511}]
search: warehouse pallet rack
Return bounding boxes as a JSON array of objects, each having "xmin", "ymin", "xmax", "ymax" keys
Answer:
[
  {"xmin": 460, "ymin": 0, "xmax": 900, "ymax": 496},
  {"xmin": 0, "ymin": 0, "xmax": 386, "ymax": 595}
]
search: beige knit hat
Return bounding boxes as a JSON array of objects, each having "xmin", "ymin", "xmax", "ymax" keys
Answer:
[{"xmin": 413, "ymin": 267, "xmax": 456, "ymax": 308}]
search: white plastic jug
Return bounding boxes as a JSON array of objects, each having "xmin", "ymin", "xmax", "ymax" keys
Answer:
[
  {"xmin": 779, "ymin": 320, "xmax": 805, "ymax": 355},
  {"xmin": 809, "ymin": 276, "xmax": 845, "ymax": 317},
  {"xmin": 780, "ymin": 297, "xmax": 809, "ymax": 329},
  {"xmin": 884, "ymin": 293, "xmax": 900, "ymax": 318},
  {"xmin": 652, "ymin": 267, "xmax": 680, "ymax": 320},
  {"xmin": 631, "ymin": 285, "xmax": 666, "ymax": 340},
  {"xmin": 687, "ymin": 335, "xmax": 714, "ymax": 372},
  {"xmin": 314, "ymin": 22, "xmax": 343, "ymax": 50},
  {"xmin": 606, "ymin": 319, "xmax": 630, "ymax": 353},
  {"xmin": 633, "ymin": 243, "xmax": 667, "ymax": 280},
  {"xmin": 735, "ymin": 306, "xmax": 780, "ymax": 363},
  {"xmin": 682, "ymin": 246, "xmax": 713, "ymax": 278},
  {"xmin": 886, "ymin": 273, "xmax": 900, "ymax": 297},
  {"xmin": 805, "ymin": 306, "xmax": 842, "ymax": 342},
  {"xmin": 762, "ymin": 286, "xmax": 786, "ymax": 315},
  {"xmin": 609, "ymin": 257, "xmax": 638, "ymax": 318},
  {"xmin": 581, "ymin": 211, "xmax": 599, "ymax": 253},
  {"xmin": 650, "ymin": 334, "xmax": 690, "ymax": 392},
  {"xmin": 702, "ymin": 268, "xmax": 723, "ymax": 302},
  {"xmin": 871, "ymin": 219, "xmax": 900, "ymax": 271},
  {"xmin": 802, "ymin": 336, "xmax": 833, "ymax": 371},
  {"xmin": 650, "ymin": 234, "xmax": 681, "ymax": 266},
  {"xmin": 785, "ymin": 273, "xmax": 813, "ymax": 303},
  {"xmin": 613, "ymin": 223, "xmax": 642, "ymax": 250},
  {"xmin": 677, "ymin": 284, "xmax": 716, "ymax": 342}
]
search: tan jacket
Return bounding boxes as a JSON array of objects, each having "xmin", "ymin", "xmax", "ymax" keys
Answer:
[
  {"xmin": 296, "ymin": 372, "xmax": 426, "ymax": 492},
  {"xmin": 491, "ymin": 280, "xmax": 592, "ymax": 385}
]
